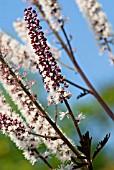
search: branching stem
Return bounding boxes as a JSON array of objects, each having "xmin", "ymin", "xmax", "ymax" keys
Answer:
[
  {"xmin": 30, "ymin": 132, "xmax": 60, "ymax": 140},
  {"xmin": 61, "ymin": 26, "xmax": 114, "ymax": 121},
  {"xmin": 57, "ymin": 60, "xmax": 77, "ymax": 71},
  {"xmin": 34, "ymin": 149, "xmax": 53, "ymax": 170},
  {"xmin": 64, "ymin": 99, "xmax": 83, "ymax": 141},
  {"xmin": 54, "ymin": 103, "xmax": 58, "ymax": 123},
  {"xmin": 65, "ymin": 79, "xmax": 92, "ymax": 94}
]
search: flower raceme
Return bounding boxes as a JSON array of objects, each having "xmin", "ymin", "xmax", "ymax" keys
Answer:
[
  {"xmin": 76, "ymin": 0, "xmax": 114, "ymax": 48},
  {"xmin": 36, "ymin": 0, "xmax": 62, "ymax": 21},
  {"xmin": 0, "ymin": 29, "xmax": 37, "ymax": 72},
  {"xmin": 24, "ymin": 7, "xmax": 71, "ymax": 104},
  {"xmin": 34, "ymin": 0, "xmax": 64, "ymax": 31},
  {"xmin": 0, "ymin": 93, "xmax": 40, "ymax": 165}
]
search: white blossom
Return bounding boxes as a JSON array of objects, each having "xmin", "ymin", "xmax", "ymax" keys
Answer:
[
  {"xmin": 75, "ymin": 113, "xmax": 86, "ymax": 124},
  {"xmin": 0, "ymin": 93, "xmax": 40, "ymax": 165},
  {"xmin": 0, "ymin": 29, "xmax": 37, "ymax": 72},
  {"xmin": 75, "ymin": 0, "xmax": 114, "ymax": 48},
  {"xmin": 59, "ymin": 111, "xmax": 69, "ymax": 120}
]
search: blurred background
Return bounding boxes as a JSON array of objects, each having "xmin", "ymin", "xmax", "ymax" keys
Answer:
[{"xmin": 0, "ymin": 0, "xmax": 114, "ymax": 169}]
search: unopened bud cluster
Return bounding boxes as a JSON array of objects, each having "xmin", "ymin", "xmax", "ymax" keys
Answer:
[
  {"xmin": 13, "ymin": 19, "xmax": 60, "ymax": 60},
  {"xmin": 24, "ymin": 7, "xmax": 71, "ymax": 104}
]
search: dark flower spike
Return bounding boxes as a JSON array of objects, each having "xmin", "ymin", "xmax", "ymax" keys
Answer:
[
  {"xmin": 92, "ymin": 133, "xmax": 110, "ymax": 160},
  {"xmin": 24, "ymin": 7, "xmax": 71, "ymax": 105}
]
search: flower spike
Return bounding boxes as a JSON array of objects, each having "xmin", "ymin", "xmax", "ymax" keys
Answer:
[{"xmin": 24, "ymin": 7, "xmax": 71, "ymax": 104}]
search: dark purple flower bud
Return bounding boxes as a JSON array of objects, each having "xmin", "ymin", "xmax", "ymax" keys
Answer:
[
  {"xmin": 28, "ymin": 7, "xmax": 32, "ymax": 10},
  {"xmin": 24, "ymin": 7, "xmax": 71, "ymax": 104}
]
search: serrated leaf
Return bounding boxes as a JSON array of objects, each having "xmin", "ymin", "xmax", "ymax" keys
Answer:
[
  {"xmin": 92, "ymin": 133, "xmax": 110, "ymax": 160},
  {"xmin": 77, "ymin": 131, "xmax": 92, "ymax": 159}
]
